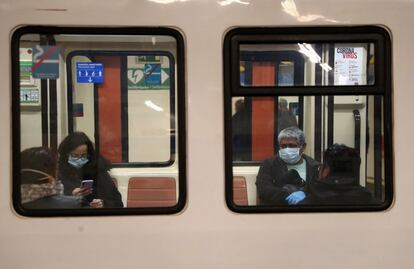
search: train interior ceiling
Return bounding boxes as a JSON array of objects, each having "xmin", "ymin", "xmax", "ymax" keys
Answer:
[{"xmin": 18, "ymin": 32, "xmax": 385, "ymax": 208}]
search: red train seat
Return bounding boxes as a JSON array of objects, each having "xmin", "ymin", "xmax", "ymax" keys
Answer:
[
  {"xmin": 127, "ymin": 177, "xmax": 177, "ymax": 207},
  {"xmin": 233, "ymin": 176, "xmax": 248, "ymax": 206}
]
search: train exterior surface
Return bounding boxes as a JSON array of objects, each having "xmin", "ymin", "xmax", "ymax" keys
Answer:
[{"xmin": 0, "ymin": 0, "xmax": 412, "ymax": 268}]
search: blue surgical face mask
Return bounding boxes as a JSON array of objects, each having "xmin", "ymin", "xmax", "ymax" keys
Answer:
[
  {"xmin": 68, "ymin": 155, "xmax": 89, "ymax": 169},
  {"xmin": 279, "ymin": 147, "xmax": 302, "ymax": 164}
]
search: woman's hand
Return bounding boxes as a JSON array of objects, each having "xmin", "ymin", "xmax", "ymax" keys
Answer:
[
  {"xmin": 89, "ymin": 199, "xmax": 104, "ymax": 208},
  {"xmin": 72, "ymin": 187, "xmax": 93, "ymax": 197}
]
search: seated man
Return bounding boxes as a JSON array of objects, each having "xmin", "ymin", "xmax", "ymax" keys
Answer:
[
  {"xmin": 256, "ymin": 127, "xmax": 320, "ymax": 205},
  {"xmin": 304, "ymin": 144, "xmax": 376, "ymax": 205}
]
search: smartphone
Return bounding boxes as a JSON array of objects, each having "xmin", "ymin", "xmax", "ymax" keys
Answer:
[{"xmin": 80, "ymin": 179, "xmax": 94, "ymax": 189}]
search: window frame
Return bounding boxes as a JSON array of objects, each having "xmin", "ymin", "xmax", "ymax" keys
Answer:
[
  {"xmin": 66, "ymin": 50, "xmax": 176, "ymax": 168},
  {"xmin": 223, "ymin": 26, "xmax": 393, "ymax": 213},
  {"xmin": 11, "ymin": 26, "xmax": 187, "ymax": 216}
]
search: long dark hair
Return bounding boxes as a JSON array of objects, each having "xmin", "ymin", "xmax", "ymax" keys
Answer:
[
  {"xmin": 58, "ymin": 132, "xmax": 97, "ymax": 165},
  {"xmin": 57, "ymin": 132, "xmax": 111, "ymax": 180}
]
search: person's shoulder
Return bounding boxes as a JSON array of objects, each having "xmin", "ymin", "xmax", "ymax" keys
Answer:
[
  {"xmin": 97, "ymin": 156, "xmax": 112, "ymax": 169},
  {"xmin": 261, "ymin": 155, "xmax": 280, "ymax": 165},
  {"xmin": 24, "ymin": 195, "xmax": 83, "ymax": 209},
  {"xmin": 259, "ymin": 155, "xmax": 285, "ymax": 171},
  {"xmin": 303, "ymin": 155, "xmax": 320, "ymax": 166}
]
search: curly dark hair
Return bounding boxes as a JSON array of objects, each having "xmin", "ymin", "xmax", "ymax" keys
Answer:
[
  {"xmin": 20, "ymin": 147, "xmax": 57, "ymax": 184},
  {"xmin": 322, "ymin": 143, "xmax": 361, "ymax": 180}
]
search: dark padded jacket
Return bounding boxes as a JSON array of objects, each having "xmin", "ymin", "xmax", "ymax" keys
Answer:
[
  {"xmin": 302, "ymin": 176, "xmax": 378, "ymax": 205},
  {"xmin": 58, "ymin": 157, "xmax": 123, "ymax": 208},
  {"xmin": 23, "ymin": 195, "xmax": 84, "ymax": 209},
  {"xmin": 256, "ymin": 154, "xmax": 320, "ymax": 205}
]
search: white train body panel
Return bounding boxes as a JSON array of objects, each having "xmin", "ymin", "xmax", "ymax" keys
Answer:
[{"xmin": 0, "ymin": 0, "xmax": 412, "ymax": 268}]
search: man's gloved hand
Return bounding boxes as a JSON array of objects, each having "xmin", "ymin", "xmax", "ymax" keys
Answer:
[{"xmin": 285, "ymin": 191, "xmax": 306, "ymax": 205}]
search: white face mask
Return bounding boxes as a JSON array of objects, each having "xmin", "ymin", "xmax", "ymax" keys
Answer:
[
  {"xmin": 68, "ymin": 156, "xmax": 89, "ymax": 169},
  {"xmin": 279, "ymin": 147, "xmax": 302, "ymax": 164}
]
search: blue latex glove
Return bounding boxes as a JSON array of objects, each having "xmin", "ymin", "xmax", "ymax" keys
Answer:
[{"xmin": 285, "ymin": 191, "xmax": 306, "ymax": 205}]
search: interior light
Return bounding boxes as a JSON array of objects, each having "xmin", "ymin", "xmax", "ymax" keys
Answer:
[
  {"xmin": 320, "ymin": 63, "xmax": 333, "ymax": 72},
  {"xmin": 298, "ymin": 43, "xmax": 332, "ymax": 71},
  {"xmin": 145, "ymin": 100, "xmax": 164, "ymax": 112}
]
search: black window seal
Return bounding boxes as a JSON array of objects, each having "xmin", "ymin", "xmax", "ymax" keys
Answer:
[
  {"xmin": 224, "ymin": 26, "xmax": 393, "ymax": 213},
  {"xmin": 11, "ymin": 25, "xmax": 187, "ymax": 216}
]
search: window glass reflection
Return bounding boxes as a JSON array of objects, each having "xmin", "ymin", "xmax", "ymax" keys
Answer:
[{"xmin": 239, "ymin": 43, "xmax": 375, "ymax": 87}]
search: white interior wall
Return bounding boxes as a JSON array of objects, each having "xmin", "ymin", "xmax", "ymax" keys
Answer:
[
  {"xmin": 127, "ymin": 55, "xmax": 172, "ymax": 163},
  {"xmin": 20, "ymin": 46, "xmax": 42, "ymax": 150},
  {"xmin": 20, "ymin": 44, "xmax": 68, "ymax": 150},
  {"xmin": 303, "ymin": 96, "xmax": 315, "ymax": 158},
  {"xmin": 128, "ymin": 90, "xmax": 171, "ymax": 162}
]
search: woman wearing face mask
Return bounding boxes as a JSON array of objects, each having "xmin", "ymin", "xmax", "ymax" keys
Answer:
[
  {"xmin": 21, "ymin": 147, "xmax": 84, "ymax": 209},
  {"xmin": 255, "ymin": 127, "xmax": 320, "ymax": 205},
  {"xmin": 57, "ymin": 132, "xmax": 123, "ymax": 208}
]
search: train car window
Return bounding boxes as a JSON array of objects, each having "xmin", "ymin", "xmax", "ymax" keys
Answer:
[
  {"xmin": 224, "ymin": 26, "xmax": 392, "ymax": 212},
  {"xmin": 12, "ymin": 26, "xmax": 186, "ymax": 216}
]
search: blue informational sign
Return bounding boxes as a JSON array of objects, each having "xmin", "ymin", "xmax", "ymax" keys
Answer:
[
  {"xmin": 32, "ymin": 45, "xmax": 60, "ymax": 79},
  {"xmin": 76, "ymin": 63, "xmax": 104, "ymax": 84},
  {"xmin": 144, "ymin": 64, "xmax": 161, "ymax": 85}
]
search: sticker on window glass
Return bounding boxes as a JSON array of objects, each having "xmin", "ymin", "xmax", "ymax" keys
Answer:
[
  {"xmin": 31, "ymin": 45, "xmax": 60, "ymax": 79},
  {"xmin": 127, "ymin": 56, "xmax": 170, "ymax": 90},
  {"xmin": 334, "ymin": 45, "xmax": 367, "ymax": 85},
  {"xmin": 20, "ymin": 87, "xmax": 40, "ymax": 105},
  {"xmin": 76, "ymin": 63, "xmax": 104, "ymax": 84}
]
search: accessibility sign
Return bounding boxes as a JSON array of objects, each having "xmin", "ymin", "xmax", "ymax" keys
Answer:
[
  {"xmin": 76, "ymin": 63, "xmax": 104, "ymax": 84},
  {"xmin": 32, "ymin": 45, "xmax": 60, "ymax": 79}
]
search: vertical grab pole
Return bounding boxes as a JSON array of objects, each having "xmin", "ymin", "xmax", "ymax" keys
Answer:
[
  {"xmin": 353, "ymin": 109, "xmax": 361, "ymax": 155},
  {"xmin": 353, "ymin": 109, "xmax": 361, "ymax": 183},
  {"xmin": 327, "ymin": 96, "xmax": 334, "ymax": 148},
  {"xmin": 39, "ymin": 35, "xmax": 49, "ymax": 147},
  {"xmin": 374, "ymin": 96, "xmax": 383, "ymax": 200},
  {"xmin": 47, "ymin": 35, "xmax": 58, "ymax": 151}
]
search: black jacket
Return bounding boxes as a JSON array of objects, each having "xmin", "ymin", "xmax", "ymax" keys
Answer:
[
  {"xmin": 256, "ymin": 154, "xmax": 320, "ymax": 205},
  {"xmin": 23, "ymin": 195, "xmax": 84, "ymax": 209},
  {"xmin": 232, "ymin": 107, "xmax": 251, "ymax": 161},
  {"xmin": 303, "ymin": 176, "xmax": 378, "ymax": 205},
  {"xmin": 58, "ymin": 157, "xmax": 124, "ymax": 208}
]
